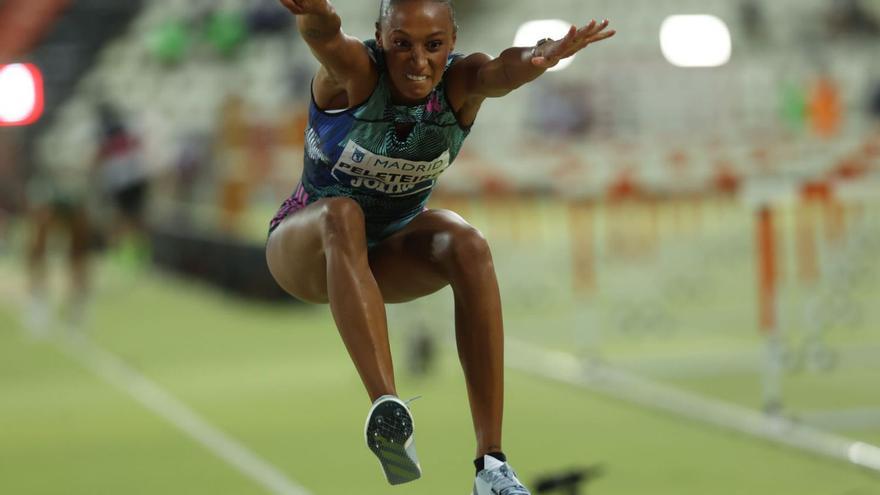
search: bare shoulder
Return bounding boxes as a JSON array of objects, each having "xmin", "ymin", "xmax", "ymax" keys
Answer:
[
  {"xmin": 447, "ymin": 52, "xmax": 493, "ymax": 87},
  {"xmin": 446, "ymin": 52, "xmax": 492, "ymax": 119},
  {"xmin": 313, "ymin": 40, "xmax": 379, "ymax": 110}
]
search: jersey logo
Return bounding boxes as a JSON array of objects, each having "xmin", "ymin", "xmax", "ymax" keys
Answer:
[
  {"xmin": 331, "ymin": 141, "xmax": 451, "ymax": 197},
  {"xmin": 352, "ymin": 148, "xmax": 366, "ymax": 163}
]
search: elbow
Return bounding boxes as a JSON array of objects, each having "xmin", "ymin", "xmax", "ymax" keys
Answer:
[{"xmin": 486, "ymin": 87, "xmax": 515, "ymax": 98}]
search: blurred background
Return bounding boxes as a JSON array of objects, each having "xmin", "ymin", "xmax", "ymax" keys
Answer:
[{"xmin": 1, "ymin": 0, "xmax": 880, "ymax": 494}]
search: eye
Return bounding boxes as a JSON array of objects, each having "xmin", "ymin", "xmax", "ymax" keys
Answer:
[
  {"xmin": 427, "ymin": 40, "xmax": 443, "ymax": 51},
  {"xmin": 393, "ymin": 39, "xmax": 411, "ymax": 49}
]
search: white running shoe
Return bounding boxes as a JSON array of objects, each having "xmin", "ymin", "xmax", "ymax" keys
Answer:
[
  {"xmin": 364, "ymin": 395, "xmax": 421, "ymax": 485},
  {"xmin": 473, "ymin": 455, "xmax": 531, "ymax": 495}
]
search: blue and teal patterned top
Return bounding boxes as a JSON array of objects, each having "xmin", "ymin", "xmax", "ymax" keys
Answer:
[{"xmin": 290, "ymin": 40, "xmax": 471, "ymax": 242}]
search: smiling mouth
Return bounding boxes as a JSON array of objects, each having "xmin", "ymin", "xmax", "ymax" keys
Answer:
[{"xmin": 406, "ymin": 74, "xmax": 429, "ymax": 82}]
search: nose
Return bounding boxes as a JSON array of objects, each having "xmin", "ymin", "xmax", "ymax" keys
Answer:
[{"xmin": 411, "ymin": 46, "xmax": 428, "ymax": 70}]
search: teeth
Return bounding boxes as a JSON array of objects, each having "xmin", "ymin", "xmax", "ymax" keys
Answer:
[{"xmin": 406, "ymin": 74, "xmax": 428, "ymax": 81}]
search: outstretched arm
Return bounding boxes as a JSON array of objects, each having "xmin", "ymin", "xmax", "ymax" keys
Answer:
[
  {"xmin": 279, "ymin": 0, "xmax": 374, "ymax": 96},
  {"xmin": 451, "ymin": 20, "xmax": 615, "ymax": 101}
]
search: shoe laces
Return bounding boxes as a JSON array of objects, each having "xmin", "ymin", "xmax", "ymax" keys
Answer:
[
  {"xmin": 403, "ymin": 395, "xmax": 422, "ymax": 407},
  {"xmin": 480, "ymin": 464, "xmax": 529, "ymax": 495}
]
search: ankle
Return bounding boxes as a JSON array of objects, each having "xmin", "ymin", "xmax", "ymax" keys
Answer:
[
  {"xmin": 474, "ymin": 451, "xmax": 507, "ymax": 474},
  {"xmin": 369, "ymin": 391, "xmax": 398, "ymax": 404}
]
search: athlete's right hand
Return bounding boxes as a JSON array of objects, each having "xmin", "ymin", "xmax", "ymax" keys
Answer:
[{"xmin": 278, "ymin": 0, "xmax": 333, "ymax": 16}]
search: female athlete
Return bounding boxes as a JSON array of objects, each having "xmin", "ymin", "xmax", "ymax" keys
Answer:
[{"xmin": 268, "ymin": 1, "xmax": 614, "ymax": 493}]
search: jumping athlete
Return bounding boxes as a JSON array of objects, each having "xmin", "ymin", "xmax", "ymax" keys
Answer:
[{"xmin": 267, "ymin": 1, "xmax": 614, "ymax": 493}]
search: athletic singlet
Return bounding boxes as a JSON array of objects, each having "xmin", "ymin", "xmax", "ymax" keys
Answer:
[{"xmin": 269, "ymin": 40, "xmax": 471, "ymax": 246}]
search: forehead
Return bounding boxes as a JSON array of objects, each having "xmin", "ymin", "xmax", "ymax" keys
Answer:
[{"xmin": 381, "ymin": 1, "xmax": 453, "ymax": 34}]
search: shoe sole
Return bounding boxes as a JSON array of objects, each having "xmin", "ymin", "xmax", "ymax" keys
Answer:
[{"xmin": 364, "ymin": 397, "xmax": 421, "ymax": 485}]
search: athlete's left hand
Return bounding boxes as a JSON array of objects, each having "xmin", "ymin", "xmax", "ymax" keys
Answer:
[{"xmin": 530, "ymin": 20, "xmax": 615, "ymax": 69}]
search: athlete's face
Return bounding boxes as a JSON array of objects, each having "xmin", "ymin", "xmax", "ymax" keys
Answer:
[{"xmin": 377, "ymin": 1, "xmax": 456, "ymax": 105}]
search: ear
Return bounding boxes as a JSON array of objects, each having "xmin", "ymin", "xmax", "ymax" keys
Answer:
[{"xmin": 375, "ymin": 23, "xmax": 383, "ymax": 48}]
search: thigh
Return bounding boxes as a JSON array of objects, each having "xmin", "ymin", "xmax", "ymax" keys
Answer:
[
  {"xmin": 368, "ymin": 209, "xmax": 472, "ymax": 304},
  {"xmin": 67, "ymin": 206, "xmax": 91, "ymax": 255},
  {"xmin": 265, "ymin": 200, "xmax": 332, "ymax": 303},
  {"xmin": 29, "ymin": 205, "xmax": 53, "ymax": 251}
]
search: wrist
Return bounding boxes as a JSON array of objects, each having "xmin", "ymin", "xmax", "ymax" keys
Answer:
[{"xmin": 530, "ymin": 38, "xmax": 554, "ymax": 59}]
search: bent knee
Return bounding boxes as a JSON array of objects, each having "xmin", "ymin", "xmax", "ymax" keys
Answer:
[
  {"xmin": 319, "ymin": 197, "xmax": 366, "ymax": 246},
  {"xmin": 441, "ymin": 224, "xmax": 493, "ymax": 271}
]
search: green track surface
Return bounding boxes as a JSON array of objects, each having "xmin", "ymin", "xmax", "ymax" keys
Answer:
[{"xmin": 2, "ymin": 260, "xmax": 879, "ymax": 495}]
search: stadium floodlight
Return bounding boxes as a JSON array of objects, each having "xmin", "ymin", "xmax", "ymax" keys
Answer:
[
  {"xmin": 0, "ymin": 63, "xmax": 44, "ymax": 126},
  {"xmin": 514, "ymin": 19, "xmax": 575, "ymax": 72},
  {"xmin": 660, "ymin": 15, "xmax": 732, "ymax": 68}
]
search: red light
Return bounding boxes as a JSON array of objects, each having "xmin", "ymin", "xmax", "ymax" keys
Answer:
[{"xmin": 0, "ymin": 63, "xmax": 45, "ymax": 126}]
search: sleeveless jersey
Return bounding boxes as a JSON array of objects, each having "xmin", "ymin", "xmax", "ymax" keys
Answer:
[{"xmin": 292, "ymin": 40, "xmax": 471, "ymax": 242}]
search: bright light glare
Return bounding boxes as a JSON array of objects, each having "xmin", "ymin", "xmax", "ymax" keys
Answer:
[
  {"xmin": 0, "ymin": 64, "xmax": 40, "ymax": 124},
  {"xmin": 514, "ymin": 19, "xmax": 575, "ymax": 72},
  {"xmin": 660, "ymin": 15, "xmax": 732, "ymax": 68},
  {"xmin": 848, "ymin": 442, "xmax": 880, "ymax": 471}
]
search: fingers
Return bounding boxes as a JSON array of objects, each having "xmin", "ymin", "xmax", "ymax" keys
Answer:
[
  {"xmin": 589, "ymin": 29, "xmax": 616, "ymax": 44},
  {"xmin": 554, "ymin": 20, "xmax": 612, "ymax": 55},
  {"xmin": 575, "ymin": 19, "xmax": 610, "ymax": 42},
  {"xmin": 577, "ymin": 20, "xmax": 598, "ymax": 39},
  {"xmin": 568, "ymin": 20, "xmax": 614, "ymax": 52},
  {"xmin": 530, "ymin": 19, "xmax": 615, "ymax": 68}
]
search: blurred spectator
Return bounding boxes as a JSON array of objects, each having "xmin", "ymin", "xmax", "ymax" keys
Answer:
[
  {"xmin": 187, "ymin": 0, "xmax": 217, "ymax": 27},
  {"xmin": 24, "ymin": 155, "xmax": 93, "ymax": 335},
  {"xmin": 248, "ymin": 0, "xmax": 293, "ymax": 34},
  {"xmin": 528, "ymin": 82, "xmax": 594, "ymax": 137},
  {"xmin": 0, "ymin": 133, "xmax": 25, "ymax": 254},
  {"xmin": 739, "ymin": 0, "xmax": 768, "ymax": 43},
  {"xmin": 809, "ymin": 74, "xmax": 842, "ymax": 137},
  {"xmin": 828, "ymin": 0, "xmax": 880, "ymax": 37},
  {"xmin": 94, "ymin": 103, "xmax": 150, "ymax": 264},
  {"xmin": 148, "ymin": 20, "xmax": 190, "ymax": 65},
  {"xmin": 173, "ymin": 132, "xmax": 212, "ymax": 211},
  {"xmin": 780, "ymin": 80, "xmax": 807, "ymax": 130},
  {"xmin": 0, "ymin": 210, "xmax": 8, "ymax": 255},
  {"xmin": 205, "ymin": 10, "xmax": 248, "ymax": 57},
  {"xmin": 215, "ymin": 95, "xmax": 250, "ymax": 234},
  {"xmin": 870, "ymin": 78, "xmax": 880, "ymax": 121}
]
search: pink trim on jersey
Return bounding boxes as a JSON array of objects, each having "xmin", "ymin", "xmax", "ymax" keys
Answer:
[{"xmin": 269, "ymin": 183, "xmax": 309, "ymax": 233}]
